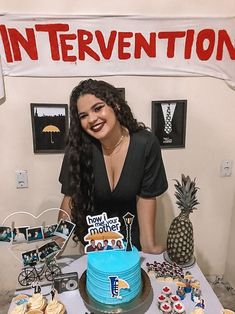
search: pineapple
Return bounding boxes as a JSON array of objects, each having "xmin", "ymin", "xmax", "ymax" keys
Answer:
[{"xmin": 167, "ymin": 174, "xmax": 199, "ymax": 265}]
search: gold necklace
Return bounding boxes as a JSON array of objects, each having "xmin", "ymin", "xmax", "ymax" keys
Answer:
[{"xmin": 102, "ymin": 134, "xmax": 124, "ymax": 151}]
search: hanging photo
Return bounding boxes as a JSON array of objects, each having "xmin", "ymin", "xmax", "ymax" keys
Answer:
[
  {"xmin": 26, "ymin": 226, "xmax": 44, "ymax": 242},
  {"xmin": 21, "ymin": 249, "xmax": 39, "ymax": 266},
  {"xmin": 30, "ymin": 103, "xmax": 69, "ymax": 154},
  {"xmin": 38, "ymin": 240, "xmax": 61, "ymax": 261},
  {"xmin": 54, "ymin": 219, "xmax": 75, "ymax": 240},
  {"xmin": 0, "ymin": 226, "xmax": 12, "ymax": 242},
  {"xmin": 43, "ymin": 223, "xmax": 58, "ymax": 239},
  {"xmin": 151, "ymin": 100, "xmax": 187, "ymax": 149},
  {"xmin": 12, "ymin": 226, "xmax": 29, "ymax": 244}
]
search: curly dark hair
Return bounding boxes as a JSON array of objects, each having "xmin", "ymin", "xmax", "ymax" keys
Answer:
[{"xmin": 67, "ymin": 79, "xmax": 146, "ymax": 243}]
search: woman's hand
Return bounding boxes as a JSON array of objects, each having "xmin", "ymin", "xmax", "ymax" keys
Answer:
[{"xmin": 141, "ymin": 244, "xmax": 166, "ymax": 255}]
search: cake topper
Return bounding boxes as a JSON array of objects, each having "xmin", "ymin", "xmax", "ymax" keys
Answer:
[
  {"xmin": 109, "ymin": 276, "xmax": 130, "ymax": 299},
  {"xmin": 31, "ymin": 280, "xmax": 41, "ymax": 294},
  {"xmin": 123, "ymin": 212, "xmax": 134, "ymax": 251},
  {"xmin": 84, "ymin": 213, "xmax": 124, "ymax": 253}
]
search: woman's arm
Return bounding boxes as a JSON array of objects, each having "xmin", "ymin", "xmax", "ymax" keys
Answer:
[
  {"xmin": 137, "ymin": 196, "xmax": 165, "ymax": 254},
  {"xmin": 56, "ymin": 196, "xmax": 73, "ymax": 254},
  {"xmin": 58, "ymin": 195, "xmax": 72, "ymax": 221}
]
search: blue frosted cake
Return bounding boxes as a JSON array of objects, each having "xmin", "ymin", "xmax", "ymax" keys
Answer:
[{"xmin": 86, "ymin": 246, "xmax": 142, "ymax": 305}]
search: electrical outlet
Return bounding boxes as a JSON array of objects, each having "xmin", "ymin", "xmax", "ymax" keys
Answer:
[
  {"xmin": 220, "ymin": 160, "xmax": 233, "ymax": 177},
  {"xmin": 16, "ymin": 170, "xmax": 28, "ymax": 188}
]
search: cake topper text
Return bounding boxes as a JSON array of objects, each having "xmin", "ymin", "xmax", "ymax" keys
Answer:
[{"xmin": 86, "ymin": 212, "xmax": 120, "ymax": 235}]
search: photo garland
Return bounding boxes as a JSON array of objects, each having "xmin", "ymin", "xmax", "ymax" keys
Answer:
[{"xmin": 0, "ymin": 218, "xmax": 75, "ymax": 267}]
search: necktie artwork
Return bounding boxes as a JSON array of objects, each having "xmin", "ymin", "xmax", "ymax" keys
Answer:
[{"xmin": 164, "ymin": 104, "xmax": 172, "ymax": 134}]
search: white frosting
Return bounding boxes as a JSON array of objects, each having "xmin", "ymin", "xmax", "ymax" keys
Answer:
[
  {"xmin": 45, "ymin": 299, "xmax": 65, "ymax": 314},
  {"xmin": 11, "ymin": 303, "xmax": 27, "ymax": 314},
  {"xmin": 28, "ymin": 293, "xmax": 46, "ymax": 310}
]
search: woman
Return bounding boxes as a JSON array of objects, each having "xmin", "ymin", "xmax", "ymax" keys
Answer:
[
  {"xmin": 96, "ymin": 242, "xmax": 103, "ymax": 251},
  {"xmin": 115, "ymin": 240, "xmax": 123, "ymax": 249},
  {"xmin": 59, "ymin": 79, "xmax": 168, "ymax": 253}
]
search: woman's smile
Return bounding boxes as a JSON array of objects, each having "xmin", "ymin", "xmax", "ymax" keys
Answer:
[
  {"xmin": 90, "ymin": 121, "xmax": 106, "ymax": 132},
  {"xmin": 77, "ymin": 93, "xmax": 122, "ymax": 145}
]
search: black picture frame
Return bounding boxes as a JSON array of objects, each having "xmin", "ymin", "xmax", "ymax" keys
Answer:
[
  {"xmin": 151, "ymin": 100, "xmax": 187, "ymax": 148},
  {"xmin": 30, "ymin": 103, "xmax": 69, "ymax": 154},
  {"xmin": 117, "ymin": 88, "xmax": 125, "ymax": 100}
]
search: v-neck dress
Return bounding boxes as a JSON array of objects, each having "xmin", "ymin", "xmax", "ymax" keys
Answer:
[{"xmin": 59, "ymin": 129, "xmax": 168, "ymax": 250}]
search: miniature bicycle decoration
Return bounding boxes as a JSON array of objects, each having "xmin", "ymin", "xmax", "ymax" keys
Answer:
[
  {"xmin": 0, "ymin": 208, "xmax": 76, "ymax": 287},
  {"xmin": 18, "ymin": 254, "xmax": 62, "ymax": 287}
]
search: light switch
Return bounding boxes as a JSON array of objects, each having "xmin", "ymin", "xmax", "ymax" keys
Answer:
[
  {"xmin": 16, "ymin": 170, "xmax": 28, "ymax": 188},
  {"xmin": 220, "ymin": 160, "xmax": 233, "ymax": 177}
]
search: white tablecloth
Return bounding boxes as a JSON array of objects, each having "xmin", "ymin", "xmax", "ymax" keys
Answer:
[{"xmin": 9, "ymin": 253, "xmax": 224, "ymax": 314}]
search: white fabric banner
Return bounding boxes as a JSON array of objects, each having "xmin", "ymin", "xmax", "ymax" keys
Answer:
[
  {"xmin": 0, "ymin": 14, "xmax": 235, "ymax": 90},
  {"xmin": 0, "ymin": 56, "xmax": 4, "ymax": 99}
]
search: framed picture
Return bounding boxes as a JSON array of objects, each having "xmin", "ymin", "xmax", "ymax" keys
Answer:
[
  {"xmin": 30, "ymin": 103, "xmax": 69, "ymax": 153},
  {"xmin": 117, "ymin": 88, "xmax": 125, "ymax": 100},
  {"xmin": 151, "ymin": 100, "xmax": 187, "ymax": 149}
]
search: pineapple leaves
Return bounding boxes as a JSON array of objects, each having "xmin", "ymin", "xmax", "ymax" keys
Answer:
[{"xmin": 173, "ymin": 174, "xmax": 199, "ymax": 213}]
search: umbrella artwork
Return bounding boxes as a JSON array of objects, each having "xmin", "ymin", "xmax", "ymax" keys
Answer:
[
  {"xmin": 84, "ymin": 231, "xmax": 123, "ymax": 241},
  {"xmin": 31, "ymin": 103, "xmax": 68, "ymax": 153},
  {"xmin": 42, "ymin": 124, "xmax": 60, "ymax": 144}
]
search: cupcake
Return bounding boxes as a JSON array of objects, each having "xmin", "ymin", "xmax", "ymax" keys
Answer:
[
  {"xmin": 173, "ymin": 301, "xmax": 186, "ymax": 313},
  {"xmin": 26, "ymin": 310, "xmax": 43, "ymax": 314},
  {"xmin": 45, "ymin": 299, "xmax": 66, "ymax": 314},
  {"xmin": 170, "ymin": 294, "xmax": 180, "ymax": 304},
  {"xmin": 160, "ymin": 301, "xmax": 172, "ymax": 313},
  {"xmin": 11, "ymin": 304, "xmax": 27, "ymax": 314},
  {"xmin": 27, "ymin": 293, "xmax": 47, "ymax": 312},
  {"xmin": 162, "ymin": 285, "xmax": 172, "ymax": 297},
  {"xmin": 157, "ymin": 293, "xmax": 167, "ymax": 309}
]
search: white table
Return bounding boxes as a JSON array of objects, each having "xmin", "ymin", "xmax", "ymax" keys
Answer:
[{"xmin": 9, "ymin": 253, "xmax": 224, "ymax": 314}]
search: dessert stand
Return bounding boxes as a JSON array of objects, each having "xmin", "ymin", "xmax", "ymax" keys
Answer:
[{"xmin": 79, "ymin": 268, "xmax": 153, "ymax": 314}]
